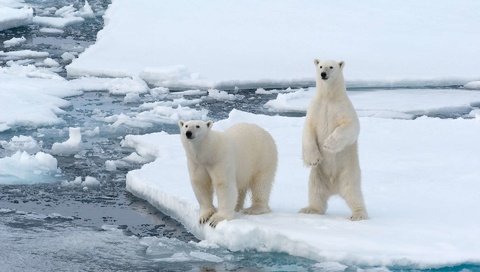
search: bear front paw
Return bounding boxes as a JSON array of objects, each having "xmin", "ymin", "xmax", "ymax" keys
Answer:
[
  {"xmin": 350, "ymin": 212, "xmax": 368, "ymax": 221},
  {"xmin": 208, "ymin": 213, "xmax": 228, "ymax": 228},
  {"xmin": 198, "ymin": 209, "xmax": 215, "ymax": 224},
  {"xmin": 303, "ymin": 150, "xmax": 322, "ymax": 166}
]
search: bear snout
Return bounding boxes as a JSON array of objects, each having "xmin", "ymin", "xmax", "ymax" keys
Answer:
[
  {"xmin": 321, "ymin": 72, "xmax": 328, "ymax": 80},
  {"xmin": 186, "ymin": 131, "xmax": 193, "ymax": 139}
]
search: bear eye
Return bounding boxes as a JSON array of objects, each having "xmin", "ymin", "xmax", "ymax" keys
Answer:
[
  {"xmin": 196, "ymin": 125, "xmax": 200, "ymax": 128},
  {"xmin": 319, "ymin": 66, "xmax": 323, "ymax": 68},
  {"xmin": 185, "ymin": 125, "xmax": 188, "ymax": 128},
  {"xmin": 329, "ymin": 66, "xmax": 333, "ymax": 69}
]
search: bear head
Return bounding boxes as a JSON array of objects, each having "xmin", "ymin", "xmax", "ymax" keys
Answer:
[
  {"xmin": 178, "ymin": 120, "xmax": 213, "ymax": 142},
  {"xmin": 313, "ymin": 59, "xmax": 345, "ymax": 82}
]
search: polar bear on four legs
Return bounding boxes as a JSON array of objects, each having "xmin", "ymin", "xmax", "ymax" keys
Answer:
[
  {"xmin": 179, "ymin": 120, "xmax": 278, "ymax": 227},
  {"xmin": 300, "ymin": 59, "xmax": 368, "ymax": 221}
]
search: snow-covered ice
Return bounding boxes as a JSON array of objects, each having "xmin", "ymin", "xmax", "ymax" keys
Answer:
[
  {"xmin": 126, "ymin": 110, "xmax": 480, "ymax": 267},
  {"xmin": 104, "ymin": 106, "xmax": 208, "ymax": 128},
  {"xmin": 3, "ymin": 36, "xmax": 26, "ymax": 48},
  {"xmin": 0, "ymin": 135, "xmax": 41, "ymax": 154},
  {"xmin": 38, "ymin": 27, "xmax": 64, "ymax": 34},
  {"xmin": 43, "ymin": 57, "xmax": 60, "ymax": 67},
  {"xmin": 32, "ymin": 16, "xmax": 84, "ymax": 28},
  {"xmin": 0, "ymin": 151, "xmax": 58, "ymax": 184},
  {"xmin": 0, "ymin": 50, "xmax": 49, "ymax": 60},
  {"xmin": 67, "ymin": 0, "xmax": 480, "ymax": 88},
  {"xmin": 50, "ymin": 127, "xmax": 82, "ymax": 156},
  {"xmin": 265, "ymin": 88, "xmax": 480, "ymax": 119},
  {"xmin": 61, "ymin": 176, "xmax": 100, "ymax": 188},
  {"xmin": 0, "ymin": 6, "xmax": 33, "ymax": 31},
  {"xmin": 464, "ymin": 81, "xmax": 480, "ymax": 90}
]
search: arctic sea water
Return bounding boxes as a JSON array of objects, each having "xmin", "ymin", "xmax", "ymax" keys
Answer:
[{"xmin": 1, "ymin": 0, "xmax": 479, "ymax": 271}]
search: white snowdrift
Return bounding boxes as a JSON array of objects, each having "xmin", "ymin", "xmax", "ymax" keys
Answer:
[
  {"xmin": 126, "ymin": 110, "xmax": 480, "ymax": 267},
  {"xmin": 265, "ymin": 88, "xmax": 480, "ymax": 119},
  {"xmin": 67, "ymin": 0, "xmax": 480, "ymax": 88},
  {"xmin": 0, "ymin": 6, "xmax": 33, "ymax": 31}
]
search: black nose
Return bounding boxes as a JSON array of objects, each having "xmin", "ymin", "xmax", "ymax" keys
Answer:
[
  {"xmin": 186, "ymin": 131, "xmax": 192, "ymax": 139},
  {"xmin": 321, "ymin": 72, "xmax": 327, "ymax": 78}
]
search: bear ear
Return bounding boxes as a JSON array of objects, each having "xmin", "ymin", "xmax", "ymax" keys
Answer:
[
  {"xmin": 206, "ymin": 120, "xmax": 213, "ymax": 129},
  {"xmin": 178, "ymin": 120, "xmax": 184, "ymax": 128},
  {"xmin": 314, "ymin": 59, "xmax": 320, "ymax": 65},
  {"xmin": 339, "ymin": 61, "xmax": 345, "ymax": 69}
]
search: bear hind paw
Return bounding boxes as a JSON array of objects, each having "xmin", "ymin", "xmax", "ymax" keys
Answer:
[
  {"xmin": 242, "ymin": 205, "xmax": 271, "ymax": 215},
  {"xmin": 299, "ymin": 206, "xmax": 324, "ymax": 214}
]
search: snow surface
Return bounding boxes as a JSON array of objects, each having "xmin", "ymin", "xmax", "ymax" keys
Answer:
[
  {"xmin": 265, "ymin": 88, "xmax": 480, "ymax": 119},
  {"xmin": 126, "ymin": 110, "xmax": 480, "ymax": 267},
  {"xmin": 50, "ymin": 127, "xmax": 82, "ymax": 156},
  {"xmin": 67, "ymin": 0, "xmax": 480, "ymax": 88},
  {"xmin": 0, "ymin": 6, "xmax": 33, "ymax": 31}
]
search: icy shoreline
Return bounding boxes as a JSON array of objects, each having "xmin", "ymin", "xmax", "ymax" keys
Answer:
[{"xmin": 126, "ymin": 110, "xmax": 480, "ymax": 268}]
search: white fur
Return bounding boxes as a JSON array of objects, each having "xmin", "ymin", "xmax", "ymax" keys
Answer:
[
  {"xmin": 179, "ymin": 120, "xmax": 278, "ymax": 227},
  {"xmin": 300, "ymin": 59, "xmax": 368, "ymax": 221}
]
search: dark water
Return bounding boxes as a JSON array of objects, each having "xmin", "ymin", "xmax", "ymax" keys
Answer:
[{"xmin": 1, "ymin": 0, "xmax": 479, "ymax": 271}]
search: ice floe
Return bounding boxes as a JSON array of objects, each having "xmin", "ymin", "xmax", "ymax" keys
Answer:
[
  {"xmin": 50, "ymin": 127, "xmax": 82, "ymax": 156},
  {"xmin": 126, "ymin": 109, "xmax": 480, "ymax": 267},
  {"xmin": 3, "ymin": 36, "xmax": 26, "ymax": 48},
  {"xmin": 0, "ymin": 6, "xmax": 33, "ymax": 31},
  {"xmin": 67, "ymin": 0, "xmax": 480, "ymax": 88},
  {"xmin": 32, "ymin": 16, "xmax": 84, "ymax": 28},
  {"xmin": 0, "ymin": 151, "xmax": 58, "ymax": 184},
  {"xmin": 265, "ymin": 88, "xmax": 480, "ymax": 119},
  {"xmin": 0, "ymin": 135, "xmax": 42, "ymax": 154}
]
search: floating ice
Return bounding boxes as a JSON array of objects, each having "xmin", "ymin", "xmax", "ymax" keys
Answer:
[
  {"xmin": 3, "ymin": 36, "xmax": 26, "ymax": 48},
  {"xmin": 39, "ymin": 27, "xmax": 64, "ymax": 34},
  {"xmin": 69, "ymin": 76, "xmax": 149, "ymax": 95},
  {"xmin": 67, "ymin": 0, "xmax": 480, "ymax": 88},
  {"xmin": 464, "ymin": 81, "xmax": 480, "ymax": 90},
  {"xmin": 105, "ymin": 105, "xmax": 208, "ymax": 128},
  {"xmin": 0, "ymin": 6, "xmax": 33, "ymax": 31},
  {"xmin": 265, "ymin": 88, "xmax": 480, "ymax": 119},
  {"xmin": 33, "ymin": 15, "xmax": 84, "ymax": 28},
  {"xmin": 207, "ymin": 89, "xmax": 240, "ymax": 101},
  {"xmin": 61, "ymin": 176, "xmax": 100, "ymax": 187},
  {"xmin": 61, "ymin": 52, "xmax": 76, "ymax": 61},
  {"xmin": 0, "ymin": 151, "xmax": 58, "ymax": 185},
  {"xmin": 0, "ymin": 50, "xmax": 49, "ymax": 60},
  {"xmin": 50, "ymin": 127, "xmax": 82, "ymax": 156},
  {"xmin": 54, "ymin": 4, "xmax": 76, "ymax": 17},
  {"xmin": 43, "ymin": 58, "xmax": 60, "ymax": 67},
  {"xmin": 126, "ymin": 110, "xmax": 480, "ymax": 267},
  {"xmin": 76, "ymin": 0, "xmax": 94, "ymax": 18},
  {"xmin": 123, "ymin": 92, "xmax": 140, "ymax": 103},
  {"xmin": 0, "ymin": 135, "xmax": 41, "ymax": 154}
]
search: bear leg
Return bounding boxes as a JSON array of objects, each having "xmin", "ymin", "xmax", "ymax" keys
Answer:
[
  {"xmin": 243, "ymin": 172, "xmax": 274, "ymax": 215},
  {"xmin": 339, "ymin": 171, "xmax": 368, "ymax": 221},
  {"xmin": 299, "ymin": 167, "xmax": 329, "ymax": 214}
]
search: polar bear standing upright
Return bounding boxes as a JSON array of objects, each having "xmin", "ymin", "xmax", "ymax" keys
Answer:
[
  {"xmin": 179, "ymin": 120, "xmax": 278, "ymax": 227},
  {"xmin": 300, "ymin": 59, "xmax": 368, "ymax": 220}
]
